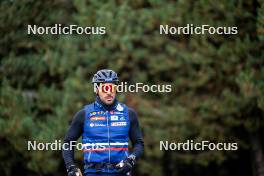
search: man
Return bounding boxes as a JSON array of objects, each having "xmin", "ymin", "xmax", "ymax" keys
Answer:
[{"xmin": 62, "ymin": 69, "xmax": 144, "ymax": 176}]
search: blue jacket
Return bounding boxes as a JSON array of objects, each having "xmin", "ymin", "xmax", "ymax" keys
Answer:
[
  {"xmin": 62, "ymin": 97, "xmax": 144, "ymax": 174},
  {"xmin": 83, "ymin": 100, "xmax": 130, "ymax": 173}
]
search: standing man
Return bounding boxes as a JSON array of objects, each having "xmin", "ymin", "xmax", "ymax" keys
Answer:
[{"xmin": 62, "ymin": 69, "xmax": 144, "ymax": 176}]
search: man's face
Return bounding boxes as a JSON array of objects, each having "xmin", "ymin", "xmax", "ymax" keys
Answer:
[{"xmin": 97, "ymin": 83, "xmax": 117, "ymax": 105}]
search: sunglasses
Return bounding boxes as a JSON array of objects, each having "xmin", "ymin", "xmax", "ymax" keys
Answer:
[{"xmin": 98, "ymin": 84, "xmax": 117, "ymax": 93}]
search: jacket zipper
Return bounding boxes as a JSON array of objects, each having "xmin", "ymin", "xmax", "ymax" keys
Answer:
[{"xmin": 106, "ymin": 111, "xmax": 110, "ymax": 163}]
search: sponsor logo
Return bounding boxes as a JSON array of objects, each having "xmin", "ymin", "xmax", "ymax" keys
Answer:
[
  {"xmin": 90, "ymin": 112, "xmax": 97, "ymax": 116},
  {"xmin": 90, "ymin": 123, "xmax": 106, "ymax": 127},
  {"xmin": 90, "ymin": 116, "xmax": 106, "ymax": 121},
  {"xmin": 110, "ymin": 115, "xmax": 118, "ymax": 121},
  {"xmin": 119, "ymin": 116, "xmax": 125, "ymax": 121},
  {"xmin": 116, "ymin": 104, "xmax": 124, "ymax": 111},
  {"xmin": 111, "ymin": 122, "xmax": 127, "ymax": 126},
  {"xmin": 114, "ymin": 112, "xmax": 123, "ymax": 115},
  {"xmin": 97, "ymin": 111, "xmax": 106, "ymax": 115},
  {"xmin": 89, "ymin": 111, "xmax": 106, "ymax": 116}
]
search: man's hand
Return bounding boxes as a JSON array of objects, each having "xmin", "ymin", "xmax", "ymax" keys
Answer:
[
  {"xmin": 116, "ymin": 155, "xmax": 136, "ymax": 174},
  {"xmin": 67, "ymin": 165, "xmax": 82, "ymax": 176}
]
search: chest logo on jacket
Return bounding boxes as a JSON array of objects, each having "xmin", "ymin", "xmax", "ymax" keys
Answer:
[
  {"xmin": 110, "ymin": 115, "xmax": 118, "ymax": 121},
  {"xmin": 90, "ymin": 116, "xmax": 106, "ymax": 121}
]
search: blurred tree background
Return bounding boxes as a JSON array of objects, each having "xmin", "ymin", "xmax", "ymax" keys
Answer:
[{"xmin": 1, "ymin": 0, "xmax": 264, "ymax": 176}]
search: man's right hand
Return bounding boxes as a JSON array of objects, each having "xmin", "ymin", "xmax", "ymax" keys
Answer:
[{"xmin": 67, "ymin": 165, "xmax": 82, "ymax": 176}]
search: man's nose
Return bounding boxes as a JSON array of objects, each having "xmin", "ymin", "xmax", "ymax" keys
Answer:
[{"xmin": 106, "ymin": 91, "xmax": 112, "ymax": 96}]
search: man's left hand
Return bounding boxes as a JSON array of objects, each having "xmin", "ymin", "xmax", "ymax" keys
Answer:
[{"xmin": 116, "ymin": 155, "xmax": 136, "ymax": 174}]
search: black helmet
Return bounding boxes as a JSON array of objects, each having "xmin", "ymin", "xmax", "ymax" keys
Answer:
[{"xmin": 92, "ymin": 69, "xmax": 119, "ymax": 84}]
